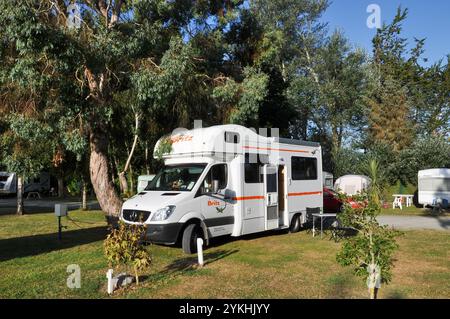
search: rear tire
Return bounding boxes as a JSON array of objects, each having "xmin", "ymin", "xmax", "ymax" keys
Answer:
[
  {"xmin": 182, "ymin": 223, "xmax": 203, "ymax": 254},
  {"xmin": 289, "ymin": 214, "xmax": 301, "ymax": 233}
]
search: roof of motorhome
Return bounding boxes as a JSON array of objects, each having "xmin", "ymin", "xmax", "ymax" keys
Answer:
[
  {"xmin": 273, "ymin": 137, "xmax": 320, "ymax": 147},
  {"xmin": 418, "ymin": 168, "xmax": 450, "ymax": 177},
  {"xmin": 155, "ymin": 124, "xmax": 320, "ymax": 158},
  {"xmin": 185, "ymin": 125, "xmax": 320, "ymax": 146}
]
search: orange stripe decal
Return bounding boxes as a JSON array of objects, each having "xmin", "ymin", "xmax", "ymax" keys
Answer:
[
  {"xmin": 288, "ymin": 191, "xmax": 322, "ymax": 197},
  {"xmin": 243, "ymin": 146, "xmax": 309, "ymax": 154},
  {"xmin": 232, "ymin": 196, "xmax": 265, "ymax": 201}
]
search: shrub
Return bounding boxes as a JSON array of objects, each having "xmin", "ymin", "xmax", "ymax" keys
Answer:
[
  {"xmin": 104, "ymin": 222, "xmax": 151, "ymax": 284},
  {"xmin": 336, "ymin": 191, "xmax": 401, "ymax": 299}
]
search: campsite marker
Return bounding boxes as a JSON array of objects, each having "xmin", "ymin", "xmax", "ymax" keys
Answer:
[
  {"xmin": 106, "ymin": 269, "xmax": 114, "ymax": 294},
  {"xmin": 197, "ymin": 238, "xmax": 204, "ymax": 267}
]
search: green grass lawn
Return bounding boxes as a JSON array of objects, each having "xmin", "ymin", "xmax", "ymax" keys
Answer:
[{"xmin": 0, "ymin": 210, "xmax": 449, "ymax": 299}]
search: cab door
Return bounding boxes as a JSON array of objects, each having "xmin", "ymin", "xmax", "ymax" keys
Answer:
[
  {"xmin": 198, "ymin": 164, "xmax": 234, "ymax": 237},
  {"xmin": 263, "ymin": 165, "xmax": 279, "ymax": 230}
]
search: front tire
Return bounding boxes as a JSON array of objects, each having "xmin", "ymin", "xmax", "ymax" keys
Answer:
[
  {"xmin": 289, "ymin": 214, "xmax": 301, "ymax": 233},
  {"xmin": 182, "ymin": 223, "xmax": 203, "ymax": 254}
]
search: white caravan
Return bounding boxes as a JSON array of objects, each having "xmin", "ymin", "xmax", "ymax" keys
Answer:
[
  {"xmin": 0, "ymin": 172, "xmax": 17, "ymax": 195},
  {"xmin": 121, "ymin": 124, "xmax": 323, "ymax": 254},
  {"xmin": 418, "ymin": 169, "xmax": 450, "ymax": 208},
  {"xmin": 334, "ymin": 175, "xmax": 371, "ymax": 196}
]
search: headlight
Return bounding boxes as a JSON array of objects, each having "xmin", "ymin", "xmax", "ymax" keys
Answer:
[{"xmin": 151, "ymin": 205, "xmax": 176, "ymax": 221}]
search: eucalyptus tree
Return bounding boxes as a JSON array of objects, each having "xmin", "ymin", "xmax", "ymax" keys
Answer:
[
  {"xmin": 307, "ymin": 31, "xmax": 370, "ymax": 172},
  {"xmin": 0, "ymin": 0, "xmax": 247, "ymax": 217},
  {"xmin": 251, "ymin": 0, "xmax": 329, "ymax": 137},
  {"xmin": 0, "ymin": 116, "xmax": 53, "ymax": 215}
]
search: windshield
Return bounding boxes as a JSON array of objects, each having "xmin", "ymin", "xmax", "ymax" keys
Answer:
[{"xmin": 145, "ymin": 164, "xmax": 206, "ymax": 192}]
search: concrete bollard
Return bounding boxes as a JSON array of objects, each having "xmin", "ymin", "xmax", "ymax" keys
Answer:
[{"xmin": 197, "ymin": 238, "xmax": 204, "ymax": 267}]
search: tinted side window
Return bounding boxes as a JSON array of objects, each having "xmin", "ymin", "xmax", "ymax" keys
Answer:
[
  {"xmin": 198, "ymin": 164, "xmax": 227, "ymax": 195},
  {"xmin": 266, "ymin": 173, "xmax": 277, "ymax": 192},
  {"xmin": 211, "ymin": 164, "xmax": 227, "ymax": 189},
  {"xmin": 225, "ymin": 132, "xmax": 240, "ymax": 144},
  {"xmin": 244, "ymin": 153, "xmax": 264, "ymax": 183},
  {"xmin": 292, "ymin": 157, "xmax": 317, "ymax": 180}
]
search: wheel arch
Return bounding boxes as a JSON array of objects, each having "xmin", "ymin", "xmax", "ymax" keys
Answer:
[{"xmin": 177, "ymin": 212, "xmax": 209, "ymax": 245}]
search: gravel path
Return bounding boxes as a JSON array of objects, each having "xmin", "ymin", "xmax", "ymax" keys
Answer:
[{"xmin": 378, "ymin": 215, "xmax": 450, "ymax": 231}]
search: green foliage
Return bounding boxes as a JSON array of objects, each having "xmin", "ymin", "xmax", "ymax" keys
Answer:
[
  {"xmin": 336, "ymin": 193, "xmax": 402, "ymax": 293},
  {"xmin": 395, "ymin": 135, "xmax": 450, "ymax": 185},
  {"xmin": 230, "ymin": 68, "xmax": 270, "ymax": 125},
  {"xmin": 362, "ymin": 158, "xmax": 386, "ymax": 206},
  {"xmin": 333, "ymin": 148, "xmax": 364, "ymax": 178},
  {"xmin": 367, "ymin": 74, "xmax": 413, "ymax": 152},
  {"xmin": 154, "ymin": 136, "xmax": 173, "ymax": 160},
  {"xmin": 104, "ymin": 222, "xmax": 152, "ymax": 284},
  {"xmin": 0, "ymin": 115, "xmax": 53, "ymax": 177}
]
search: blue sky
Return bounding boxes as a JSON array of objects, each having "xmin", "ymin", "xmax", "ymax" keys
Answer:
[{"xmin": 321, "ymin": 0, "xmax": 450, "ymax": 66}]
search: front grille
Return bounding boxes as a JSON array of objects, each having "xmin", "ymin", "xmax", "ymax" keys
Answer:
[{"xmin": 122, "ymin": 209, "xmax": 151, "ymax": 222}]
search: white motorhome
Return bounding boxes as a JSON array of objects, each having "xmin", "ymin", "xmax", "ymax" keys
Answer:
[
  {"xmin": 121, "ymin": 124, "xmax": 323, "ymax": 254},
  {"xmin": 418, "ymin": 169, "xmax": 450, "ymax": 208},
  {"xmin": 0, "ymin": 172, "xmax": 51, "ymax": 196},
  {"xmin": 334, "ymin": 175, "xmax": 371, "ymax": 196},
  {"xmin": 0, "ymin": 172, "xmax": 17, "ymax": 195}
]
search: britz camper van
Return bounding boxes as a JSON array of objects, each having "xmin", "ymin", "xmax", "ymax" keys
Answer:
[{"xmin": 120, "ymin": 124, "xmax": 323, "ymax": 254}]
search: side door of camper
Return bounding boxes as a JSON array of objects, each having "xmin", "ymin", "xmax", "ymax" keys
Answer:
[
  {"xmin": 197, "ymin": 163, "xmax": 234, "ymax": 237},
  {"xmin": 263, "ymin": 164, "xmax": 279, "ymax": 230}
]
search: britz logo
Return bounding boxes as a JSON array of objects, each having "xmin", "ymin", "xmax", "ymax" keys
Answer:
[{"xmin": 208, "ymin": 200, "xmax": 220, "ymax": 206}]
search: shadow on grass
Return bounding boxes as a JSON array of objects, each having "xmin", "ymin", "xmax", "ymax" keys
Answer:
[
  {"xmin": 206, "ymin": 229, "xmax": 291, "ymax": 249},
  {"xmin": 0, "ymin": 226, "xmax": 107, "ymax": 262},
  {"xmin": 207, "ymin": 223, "xmax": 357, "ymax": 249},
  {"xmin": 419, "ymin": 207, "xmax": 450, "ymax": 217},
  {"xmin": 325, "ymin": 274, "xmax": 354, "ymax": 299},
  {"xmin": 159, "ymin": 249, "xmax": 239, "ymax": 275},
  {"xmin": 385, "ymin": 290, "xmax": 406, "ymax": 299}
]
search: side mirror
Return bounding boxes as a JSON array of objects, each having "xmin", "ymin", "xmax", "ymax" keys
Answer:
[
  {"xmin": 212, "ymin": 180, "xmax": 220, "ymax": 194},
  {"xmin": 218, "ymin": 188, "xmax": 232, "ymax": 200}
]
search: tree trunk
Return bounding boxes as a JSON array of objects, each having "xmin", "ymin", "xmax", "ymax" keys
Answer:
[
  {"xmin": 134, "ymin": 265, "xmax": 139, "ymax": 285},
  {"xmin": 369, "ymin": 287, "xmax": 378, "ymax": 299},
  {"xmin": 57, "ymin": 175, "xmax": 64, "ymax": 198},
  {"xmin": 145, "ymin": 142, "xmax": 149, "ymax": 175},
  {"xmin": 16, "ymin": 175, "xmax": 24, "ymax": 216},
  {"xmin": 118, "ymin": 172, "xmax": 129, "ymax": 195},
  {"xmin": 129, "ymin": 164, "xmax": 134, "ymax": 195},
  {"xmin": 119, "ymin": 112, "xmax": 139, "ymax": 196},
  {"xmin": 89, "ymin": 130, "xmax": 123, "ymax": 218},
  {"xmin": 81, "ymin": 180, "xmax": 88, "ymax": 211}
]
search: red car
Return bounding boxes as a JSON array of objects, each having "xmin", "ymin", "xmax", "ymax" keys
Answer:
[{"xmin": 323, "ymin": 187, "xmax": 363, "ymax": 213}]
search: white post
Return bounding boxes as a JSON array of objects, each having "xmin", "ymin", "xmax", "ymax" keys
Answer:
[
  {"xmin": 106, "ymin": 269, "xmax": 114, "ymax": 294},
  {"xmin": 197, "ymin": 238, "xmax": 204, "ymax": 267}
]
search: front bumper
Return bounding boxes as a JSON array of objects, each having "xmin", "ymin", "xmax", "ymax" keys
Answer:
[{"xmin": 144, "ymin": 223, "xmax": 184, "ymax": 244}]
